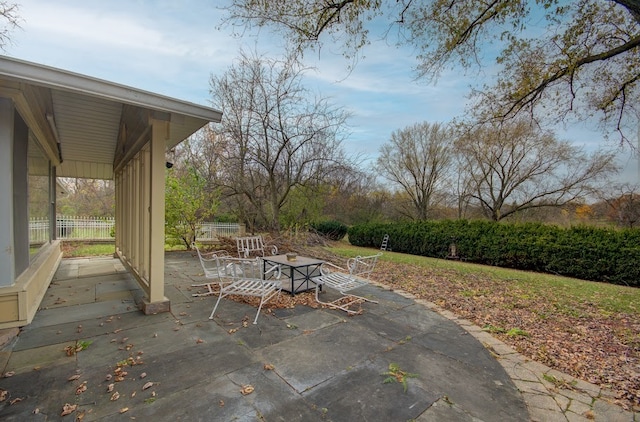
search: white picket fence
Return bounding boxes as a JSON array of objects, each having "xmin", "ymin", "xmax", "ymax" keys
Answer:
[
  {"xmin": 198, "ymin": 222, "xmax": 246, "ymax": 241},
  {"xmin": 29, "ymin": 216, "xmax": 244, "ymax": 242}
]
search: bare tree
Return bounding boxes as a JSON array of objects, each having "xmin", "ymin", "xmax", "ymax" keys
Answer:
[
  {"xmin": 376, "ymin": 122, "xmax": 453, "ymax": 220},
  {"xmin": 210, "ymin": 51, "xmax": 351, "ymax": 231},
  {"xmin": 320, "ymin": 167, "xmax": 387, "ymax": 225},
  {"xmin": 455, "ymin": 119, "xmax": 619, "ymax": 221},
  {"xmin": 57, "ymin": 178, "xmax": 114, "ymax": 217},
  {"xmin": 601, "ymin": 183, "xmax": 640, "ymax": 228}
]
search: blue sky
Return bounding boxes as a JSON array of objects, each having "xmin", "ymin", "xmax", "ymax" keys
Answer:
[{"xmin": 6, "ymin": 0, "xmax": 640, "ymax": 184}]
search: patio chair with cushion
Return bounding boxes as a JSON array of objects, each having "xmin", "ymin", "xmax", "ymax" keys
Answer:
[
  {"xmin": 236, "ymin": 235, "xmax": 278, "ymax": 258},
  {"xmin": 312, "ymin": 253, "xmax": 382, "ymax": 315},
  {"xmin": 209, "ymin": 256, "xmax": 283, "ymax": 324}
]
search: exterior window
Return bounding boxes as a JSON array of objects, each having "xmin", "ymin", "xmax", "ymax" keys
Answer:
[{"xmin": 28, "ymin": 136, "xmax": 51, "ymax": 259}]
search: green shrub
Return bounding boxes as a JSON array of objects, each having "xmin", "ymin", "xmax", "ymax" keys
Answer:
[
  {"xmin": 348, "ymin": 220, "xmax": 640, "ymax": 287},
  {"xmin": 311, "ymin": 220, "xmax": 348, "ymax": 240}
]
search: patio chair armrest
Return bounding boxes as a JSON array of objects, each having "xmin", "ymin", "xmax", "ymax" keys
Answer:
[
  {"xmin": 192, "ymin": 243, "xmax": 231, "ymax": 259},
  {"xmin": 264, "ymin": 262, "xmax": 282, "ymax": 279},
  {"xmin": 203, "ymin": 250, "xmax": 231, "ymax": 259},
  {"xmin": 319, "ymin": 261, "xmax": 345, "ymax": 276},
  {"xmin": 268, "ymin": 245, "xmax": 278, "ymax": 255}
]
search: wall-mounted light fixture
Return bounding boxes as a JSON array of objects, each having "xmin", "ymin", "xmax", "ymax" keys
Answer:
[{"xmin": 165, "ymin": 162, "xmax": 174, "ymax": 169}]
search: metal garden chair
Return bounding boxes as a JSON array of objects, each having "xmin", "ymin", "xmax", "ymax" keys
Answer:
[{"xmin": 312, "ymin": 253, "xmax": 382, "ymax": 315}]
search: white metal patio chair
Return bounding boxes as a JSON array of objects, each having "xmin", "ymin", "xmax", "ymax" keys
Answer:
[
  {"xmin": 312, "ymin": 253, "xmax": 382, "ymax": 315},
  {"xmin": 191, "ymin": 244, "xmax": 233, "ymax": 297},
  {"xmin": 236, "ymin": 235, "xmax": 278, "ymax": 258},
  {"xmin": 209, "ymin": 256, "xmax": 283, "ymax": 324}
]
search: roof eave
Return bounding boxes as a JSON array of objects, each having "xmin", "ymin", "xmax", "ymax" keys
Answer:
[{"xmin": 0, "ymin": 55, "xmax": 222, "ymax": 123}]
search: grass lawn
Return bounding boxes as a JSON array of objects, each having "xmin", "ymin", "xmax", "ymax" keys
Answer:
[
  {"xmin": 62, "ymin": 242, "xmax": 189, "ymax": 258},
  {"xmin": 321, "ymin": 243, "xmax": 640, "ymax": 411},
  {"xmin": 62, "ymin": 242, "xmax": 115, "ymax": 257}
]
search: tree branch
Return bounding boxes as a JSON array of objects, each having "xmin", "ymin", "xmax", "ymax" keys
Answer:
[{"xmin": 503, "ymin": 34, "xmax": 640, "ymax": 118}]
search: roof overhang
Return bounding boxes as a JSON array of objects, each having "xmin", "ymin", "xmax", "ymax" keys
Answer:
[{"xmin": 0, "ymin": 55, "xmax": 222, "ymax": 179}]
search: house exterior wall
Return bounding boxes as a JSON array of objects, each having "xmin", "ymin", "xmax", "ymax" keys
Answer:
[
  {"xmin": 0, "ymin": 96, "xmax": 61, "ymax": 328},
  {"xmin": 13, "ymin": 108, "xmax": 29, "ymax": 276}
]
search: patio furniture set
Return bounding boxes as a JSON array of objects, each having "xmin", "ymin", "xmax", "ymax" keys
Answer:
[{"xmin": 192, "ymin": 235, "xmax": 382, "ymax": 324}]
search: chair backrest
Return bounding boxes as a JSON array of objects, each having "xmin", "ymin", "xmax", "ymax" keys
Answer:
[
  {"xmin": 194, "ymin": 243, "xmax": 265, "ymax": 281},
  {"xmin": 193, "ymin": 244, "xmax": 231, "ymax": 279},
  {"xmin": 347, "ymin": 253, "xmax": 382, "ymax": 279},
  {"xmin": 236, "ymin": 235, "xmax": 271, "ymax": 258},
  {"xmin": 220, "ymin": 256, "xmax": 264, "ymax": 280}
]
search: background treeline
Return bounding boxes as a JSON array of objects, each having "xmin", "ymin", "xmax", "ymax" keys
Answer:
[{"xmin": 348, "ymin": 220, "xmax": 640, "ymax": 287}]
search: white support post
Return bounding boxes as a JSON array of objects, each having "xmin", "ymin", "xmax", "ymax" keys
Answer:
[{"xmin": 143, "ymin": 118, "xmax": 169, "ymax": 313}]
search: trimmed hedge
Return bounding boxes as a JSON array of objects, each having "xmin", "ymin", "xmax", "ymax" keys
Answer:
[{"xmin": 348, "ymin": 220, "xmax": 640, "ymax": 287}]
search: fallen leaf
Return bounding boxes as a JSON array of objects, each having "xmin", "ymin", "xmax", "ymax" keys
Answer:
[
  {"xmin": 119, "ymin": 407, "xmax": 129, "ymax": 414},
  {"xmin": 140, "ymin": 372, "xmax": 147, "ymax": 379},
  {"xmin": 0, "ymin": 389, "xmax": 7, "ymax": 401},
  {"xmin": 219, "ymin": 400, "xmax": 225, "ymax": 407},
  {"xmin": 110, "ymin": 392, "xmax": 120, "ymax": 401},
  {"xmin": 142, "ymin": 381, "xmax": 153, "ymax": 390},
  {"xmin": 75, "ymin": 381, "xmax": 87, "ymax": 395},
  {"xmin": 4, "ymin": 371, "xmax": 15, "ymax": 377},
  {"xmin": 107, "ymin": 383, "xmax": 114, "ymax": 393},
  {"xmin": 196, "ymin": 338, "xmax": 204, "ymax": 344},
  {"xmin": 9, "ymin": 397, "xmax": 22, "ymax": 405},
  {"xmin": 263, "ymin": 363, "xmax": 275, "ymax": 370},
  {"xmin": 68, "ymin": 374, "xmax": 81, "ymax": 382},
  {"xmin": 61, "ymin": 403, "xmax": 77, "ymax": 416},
  {"xmin": 32, "ymin": 408, "xmax": 39, "ymax": 414},
  {"xmin": 240, "ymin": 385, "xmax": 254, "ymax": 395}
]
